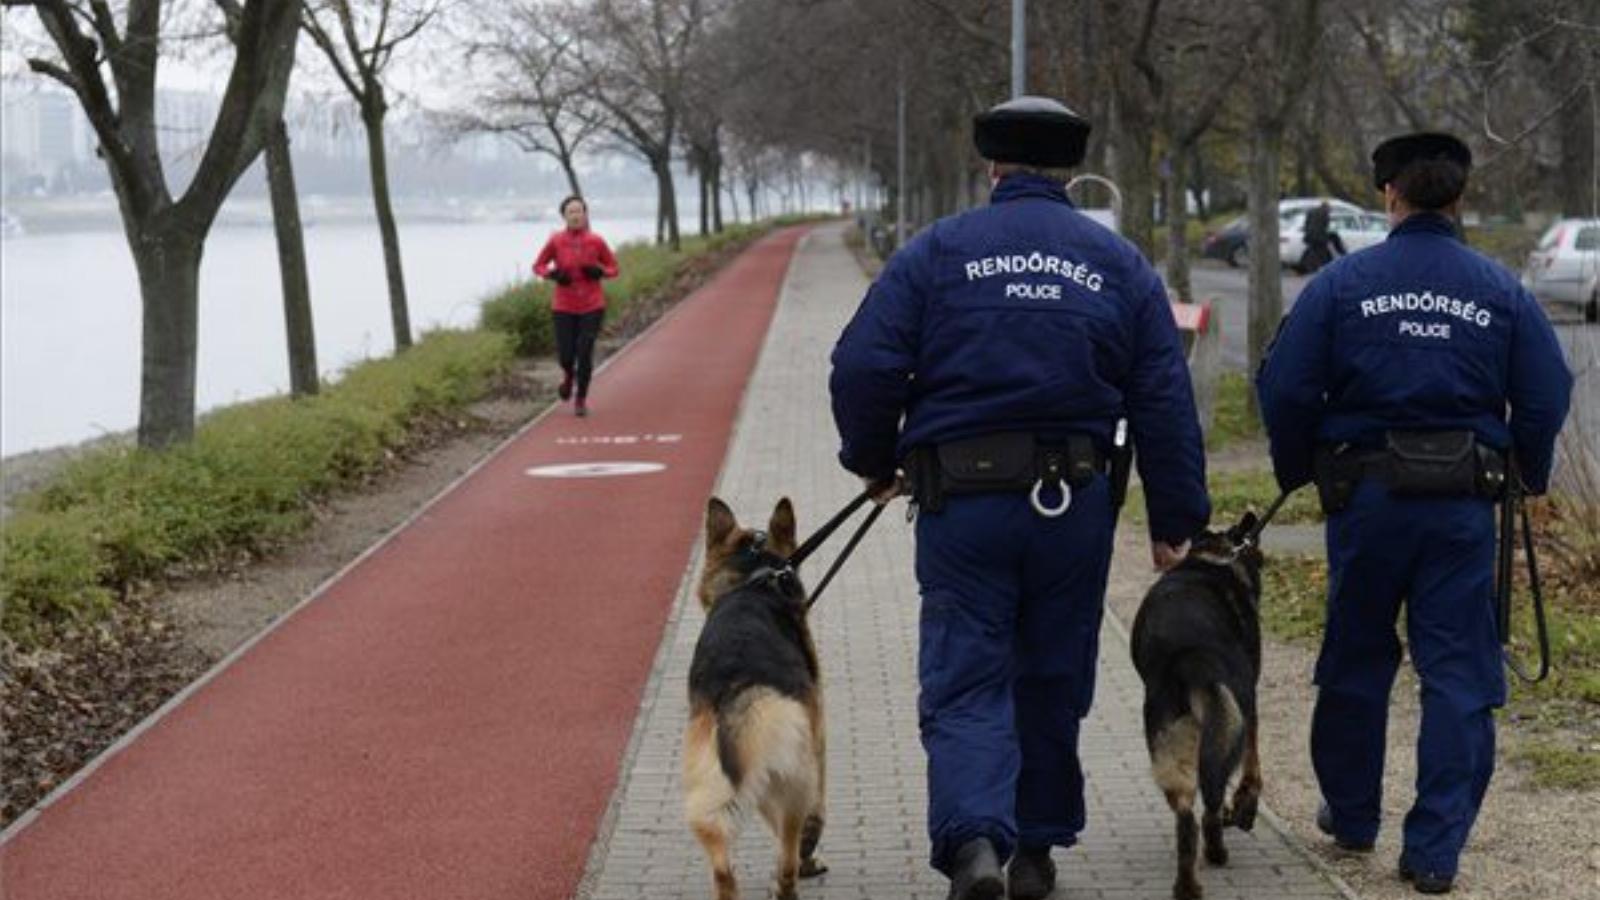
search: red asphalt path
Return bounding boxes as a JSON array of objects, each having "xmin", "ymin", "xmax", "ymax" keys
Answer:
[{"xmin": 1, "ymin": 227, "xmax": 808, "ymax": 900}]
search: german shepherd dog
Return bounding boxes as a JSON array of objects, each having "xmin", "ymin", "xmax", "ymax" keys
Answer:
[
  {"xmin": 1130, "ymin": 514, "xmax": 1264, "ymax": 900},
  {"xmin": 684, "ymin": 497, "xmax": 827, "ymax": 900}
]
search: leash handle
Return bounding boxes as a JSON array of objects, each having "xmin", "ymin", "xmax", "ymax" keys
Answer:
[
  {"xmin": 1500, "ymin": 465, "xmax": 1551, "ymax": 683},
  {"xmin": 805, "ymin": 501, "xmax": 887, "ymax": 610}
]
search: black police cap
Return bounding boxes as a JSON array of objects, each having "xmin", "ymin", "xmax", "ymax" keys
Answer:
[
  {"xmin": 1371, "ymin": 132, "xmax": 1472, "ymax": 191},
  {"xmin": 973, "ymin": 96, "xmax": 1092, "ymax": 169}
]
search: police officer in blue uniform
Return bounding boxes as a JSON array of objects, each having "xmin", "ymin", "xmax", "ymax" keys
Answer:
[
  {"xmin": 830, "ymin": 96, "xmax": 1210, "ymax": 900},
  {"xmin": 1257, "ymin": 132, "xmax": 1572, "ymax": 894}
]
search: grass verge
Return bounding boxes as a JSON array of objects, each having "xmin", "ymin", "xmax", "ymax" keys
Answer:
[
  {"xmin": 1207, "ymin": 370, "xmax": 1263, "ymax": 450},
  {"xmin": 2, "ymin": 330, "xmax": 514, "ymax": 648},
  {"xmin": 1123, "ymin": 467, "xmax": 1323, "ymax": 531}
]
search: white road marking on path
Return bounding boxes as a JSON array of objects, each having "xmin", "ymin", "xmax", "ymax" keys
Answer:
[
  {"xmin": 526, "ymin": 462, "xmax": 667, "ymax": 478},
  {"xmin": 553, "ymin": 434, "xmax": 684, "ymax": 445}
]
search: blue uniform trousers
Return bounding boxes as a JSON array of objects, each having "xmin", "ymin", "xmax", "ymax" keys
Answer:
[
  {"xmin": 914, "ymin": 480, "xmax": 1114, "ymax": 874},
  {"xmin": 1312, "ymin": 481, "xmax": 1503, "ymax": 878}
]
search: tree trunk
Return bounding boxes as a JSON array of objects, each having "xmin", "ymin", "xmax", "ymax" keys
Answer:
[
  {"xmin": 698, "ymin": 167, "xmax": 710, "ymax": 237},
  {"xmin": 133, "ymin": 228, "xmax": 204, "ymax": 449},
  {"xmin": 711, "ymin": 158, "xmax": 725, "ymax": 232},
  {"xmin": 265, "ymin": 117, "xmax": 318, "ymax": 397},
  {"xmin": 559, "ymin": 156, "xmax": 583, "ymax": 198},
  {"xmin": 1166, "ymin": 144, "xmax": 1193, "ymax": 303},
  {"xmin": 653, "ymin": 155, "xmax": 681, "ymax": 251},
  {"xmin": 1558, "ymin": 87, "xmax": 1596, "ymax": 217},
  {"xmin": 1294, "ymin": 132, "xmax": 1312, "ymax": 196},
  {"xmin": 362, "ymin": 101, "xmax": 412, "ymax": 351},
  {"xmin": 747, "ymin": 179, "xmax": 758, "ymax": 222},
  {"xmin": 1246, "ymin": 119, "xmax": 1285, "ymax": 418},
  {"xmin": 1112, "ymin": 95, "xmax": 1156, "ymax": 259},
  {"xmin": 1188, "ymin": 144, "xmax": 1208, "ymax": 220}
]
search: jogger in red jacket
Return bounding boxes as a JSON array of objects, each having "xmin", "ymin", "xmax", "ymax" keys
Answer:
[{"xmin": 534, "ymin": 196, "xmax": 619, "ymax": 416}]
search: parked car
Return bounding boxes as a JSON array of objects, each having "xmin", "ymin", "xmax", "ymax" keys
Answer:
[
  {"xmin": 1280, "ymin": 209, "xmax": 1390, "ymax": 273},
  {"xmin": 1200, "ymin": 216, "xmax": 1250, "ymax": 266},
  {"xmin": 1522, "ymin": 218, "xmax": 1599, "ymax": 323},
  {"xmin": 1199, "ymin": 198, "xmax": 1367, "ymax": 268}
]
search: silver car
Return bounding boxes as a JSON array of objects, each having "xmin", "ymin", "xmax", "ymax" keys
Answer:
[
  {"xmin": 1523, "ymin": 218, "xmax": 1599, "ymax": 323},
  {"xmin": 1279, "ymin": 209, "xmax": 1390, "ymax": 273}
]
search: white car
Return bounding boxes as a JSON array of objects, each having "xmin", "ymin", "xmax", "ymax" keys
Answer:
[
  {"xmin": 1280, "ymin": 208, "xmax": 1390, "ymax": 273},
  {"xmin": 1277, "ymin": 196, "xmax": 1364, "ymax": 222},
  {"xmin": 1523, "ymin": 218, "xmax": 1599, "ymax": 323}
]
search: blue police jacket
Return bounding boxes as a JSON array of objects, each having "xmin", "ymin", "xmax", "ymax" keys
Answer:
[
  {"xmin": 1258, "ymin": 211, "xmax": 1572, "ymax": 494},
  {"xmin": 829, "ymin": 173, "xmax": 1210, "ymax": 544}
]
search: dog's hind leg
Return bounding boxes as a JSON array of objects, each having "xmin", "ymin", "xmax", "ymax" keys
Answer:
[
  {"xmin": 691, "ymin": 817, "xmax": 739, "ymax": 900},
  {"xmin": 799, "ymin": 699, "xmax": 827, "ymax": 878},
  {"xmin": 757, "ymin": 782, "xmax": 811, "ymax": 900},
  {"xmin": 768, "ymin": 804, "xmax": 806, "ymax": 900},
  {"xmin": 1168, "ymin": 792, "xmax": 1203, "ymax": 900},
  {"xmin": 1228, "ymin": 715, "xmax": 1262, "ymax": 833},
  {"xmin": 685, "ymin": 710, "xmax": 741, "ymax": 900},
  {"xmin": 1151, "ymin": 714, "xmax": 1204, "ymax": 899},
  {"xmin": 1195, "ymin": 686, "xmax": 1244, "ymax": 867}
]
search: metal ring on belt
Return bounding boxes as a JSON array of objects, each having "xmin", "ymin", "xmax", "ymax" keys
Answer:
[{"xmin": 1029, "ymin": 478, "xmax": 1071, "ymax": 517}]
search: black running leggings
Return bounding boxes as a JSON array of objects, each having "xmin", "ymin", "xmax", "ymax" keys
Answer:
[{"xmin": 554, "ymin": 309, "xmax": 604, "ymax": 398}]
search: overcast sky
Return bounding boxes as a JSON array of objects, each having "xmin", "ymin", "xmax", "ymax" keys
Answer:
[{"xmin": 0, "ymin": 6, "xmax": 468, "ymax": 111}]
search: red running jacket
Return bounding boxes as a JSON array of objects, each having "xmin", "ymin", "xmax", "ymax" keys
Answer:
[{"xmin": 533, "ymin": 227, "xmax": 620, "ymax": 314}]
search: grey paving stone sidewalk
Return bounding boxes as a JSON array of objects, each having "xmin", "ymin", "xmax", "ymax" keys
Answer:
[{"xmin": 576, "ymin": 224, "xmax": 1355, "ymax": 900}]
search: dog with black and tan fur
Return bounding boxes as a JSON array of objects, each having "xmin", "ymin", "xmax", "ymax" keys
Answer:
[
  {"xmin": 684, "ymin": 497, "xmax": 827, "ymax": 900},
  {"xmin": 1130, "ymin": 513, "xmax": 1265, "ymax": 900}
]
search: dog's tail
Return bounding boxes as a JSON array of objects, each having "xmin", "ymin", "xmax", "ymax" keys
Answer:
[
  {"xmin": 685, "ymin": 687, "xmax": 819, "ymax": 828},
  {"xmin": 1175, "ymin": 653, "xmax": 1246, "ymax": 815}
]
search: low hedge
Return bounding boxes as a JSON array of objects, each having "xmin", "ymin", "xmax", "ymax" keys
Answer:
[{"xmin": 2, "ymin": 330, "xmax": 514, "ymax": 648}]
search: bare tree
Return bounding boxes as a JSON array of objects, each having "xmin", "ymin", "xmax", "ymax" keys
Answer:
[
  {"xmin": 447, "ymin": 0, "xmax": 599, "ymax": 197},
  {"xmin": 1, "ymin": 0, "xmax": 301, "ymax": 448},
  {"xmin": 216, "ymin": 0, "xmax": 318, "ymax": 396},
  {"xmin": 301, "ymin": 0, "xmax": 439, "ymax": 352},
  {"xmin": 1145, "ymin": 3, "xmax": 1259, "ymax": 302},
  {"xmin": 1243, "ymin": 0, "xmax": 1326, "ymax": 417},
  {"xmin": 574, "ymin": 0, "xmax": 714, "ymax": 251}
]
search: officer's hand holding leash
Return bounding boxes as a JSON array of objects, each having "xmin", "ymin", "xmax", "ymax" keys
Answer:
[
  {"xmin": 1152, "ymin": 541, "xmax": 1190, "ymax": 573},
  {"xmin": 861, "ymin": 473, "xmax": 905, "ymax": 506}
]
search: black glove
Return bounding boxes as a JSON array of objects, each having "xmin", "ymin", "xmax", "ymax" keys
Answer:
[
  {"xmin": 582, "ymin": 265, "xmax": 605, "ymax": 281},
  {"xmin": 547, "ymin": 269, "xmax": 572, "ymax": 286}
]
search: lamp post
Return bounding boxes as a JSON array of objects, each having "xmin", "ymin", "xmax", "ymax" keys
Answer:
[{"xmin": 1011, "ymin": 0, "xmax": 1026, "ymax": 97}]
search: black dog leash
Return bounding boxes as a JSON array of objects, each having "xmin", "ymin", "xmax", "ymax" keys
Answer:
[
  {"xmin": 784, "ymin": 488, "xmax": 889, "ymax": 610},
  {"xmin": 1497, "ymin": 462, "xmax": 1551, "ymax": 683},
  {"xmin": 1236, "ymin": 489, "xmax": 1295, "ymax": 549}
]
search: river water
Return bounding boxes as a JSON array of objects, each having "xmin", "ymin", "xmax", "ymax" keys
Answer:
[{"xmin": 0, "ymin": 210, "xmax": 670, "ymax": 456}]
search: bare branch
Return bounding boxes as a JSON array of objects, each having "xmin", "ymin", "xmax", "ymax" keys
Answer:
[{"xmin": 24, "ymin": 55, "xmax": 78, "ymax": 90}]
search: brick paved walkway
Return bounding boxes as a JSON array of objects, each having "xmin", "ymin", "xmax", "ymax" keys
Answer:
[{"xmin": 576, "ymin": 224, "xmax": 1357, "ymax": 900}]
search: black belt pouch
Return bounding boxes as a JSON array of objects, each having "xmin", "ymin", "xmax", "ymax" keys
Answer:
[
  {"xmin": 938, "ymin": 432, "xmax": 1037, "ymax": 494},
  {"xmin": 910, "ymin": 432, "xmax": 1036, "ymax": 513},
  {"xmin": 1313, "ymin": 445, "xmax": 1361, "ymax": 515},
  {"xmin": 1384, "ymin": 430, "xmax": 1480, "ymax": 497}
]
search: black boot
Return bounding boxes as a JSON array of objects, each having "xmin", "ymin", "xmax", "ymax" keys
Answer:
[
  {"xmin": 1399, "ymin": 860, "xmax": 1455, "ymax": 894},
  {"xmin": 1007, "ymin": 845, "xmax": 1056, "ymax": 900},
  {"xmin": 946, "ymin": 837, "xmax": 1004, "ymax": 900},
  {"xmin": 1317, "ymin": 802, "xmax": 1374, "ymax": 852}
]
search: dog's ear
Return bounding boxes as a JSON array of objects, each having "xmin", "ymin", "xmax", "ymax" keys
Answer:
[
  {"xmin": 706, "ymin": 497, "xmax": 738, "ymax": 550},
  {"xmin": 1227, "ymin": 511, "xmax": 1260, "ymax": 546},
  {"xmin": 769, "ymin": 497, "xmax": 797, "ymax": 556}
]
